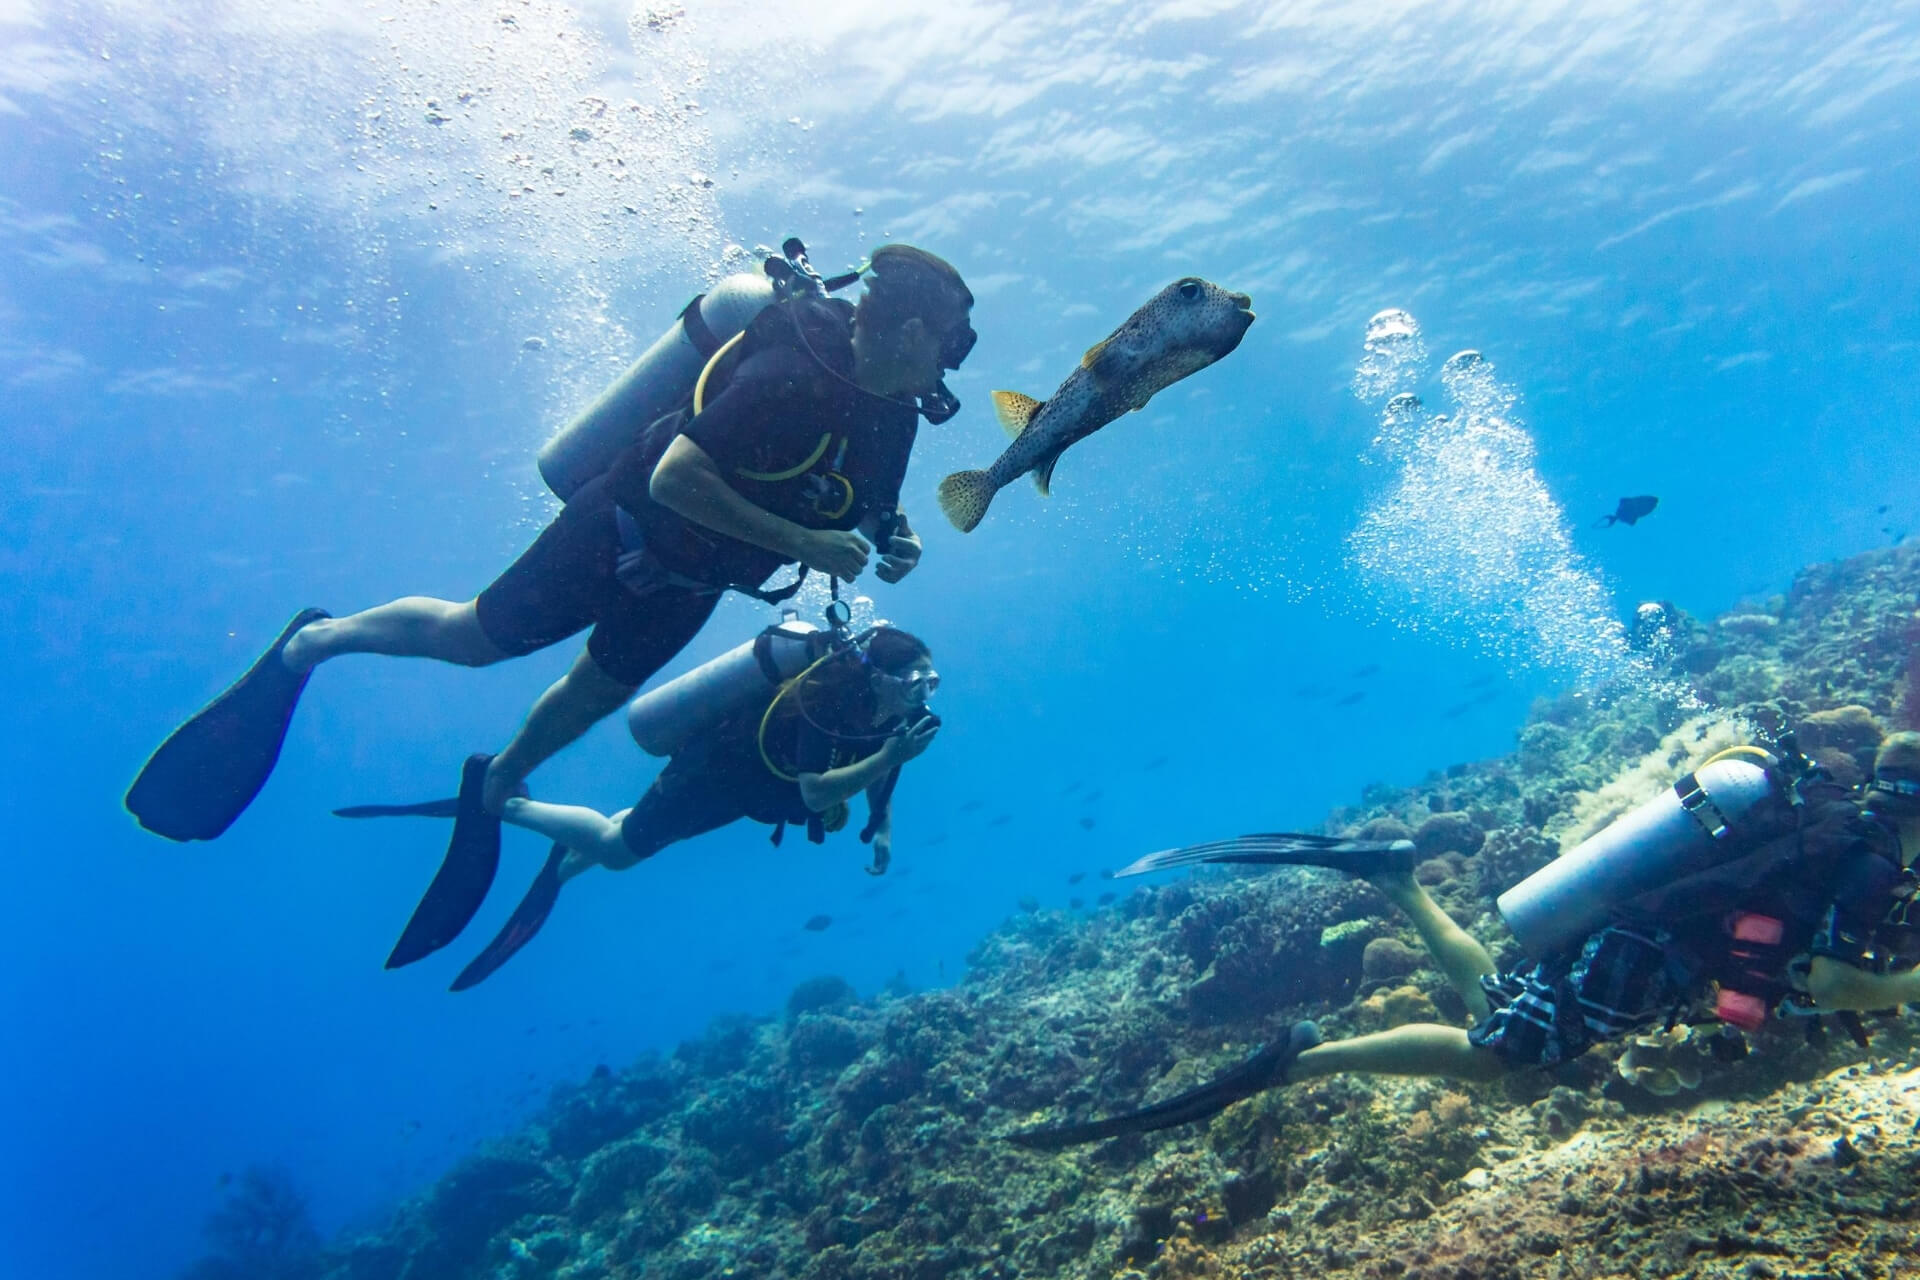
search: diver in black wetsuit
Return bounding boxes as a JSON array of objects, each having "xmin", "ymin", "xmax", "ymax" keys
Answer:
[
  {"xmin": 1012, "ymin": 732, "xmax": 1920, "ymax": 1149},
  {"xmin": 341, "ymin": 626, "xmax": 942, "ymax": 990},
  {"xmin": 127, "ymin": 245, "xmax": 973, "ymax": 961}
]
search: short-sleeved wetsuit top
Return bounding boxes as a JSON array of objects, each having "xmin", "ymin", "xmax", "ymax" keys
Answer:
[
  {"xmin": 619, "ymin": 667, "xmax": 905, "ymax": 859},
  {"xmin": 472, "ymin": 296, "xmax": 919, "ymax": 686},
  {"xmin": 606, "ymin": 297, "xmax": 919, "ymax": 590}
]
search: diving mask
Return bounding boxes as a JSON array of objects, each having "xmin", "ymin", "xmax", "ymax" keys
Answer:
[{"xmin": 879, "ymin": 668, "xmax": 940, "ymax": 705}]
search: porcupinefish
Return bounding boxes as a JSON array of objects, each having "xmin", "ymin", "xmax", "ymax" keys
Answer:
[{"xmin": 936, "ymin": 277, "xmax": 1254, "ymax": 532}]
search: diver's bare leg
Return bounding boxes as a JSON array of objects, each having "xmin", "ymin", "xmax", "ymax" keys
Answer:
[
  {"xmin": 282, "ymin": 597, "xmax": 506, "ymax": 672},
  {"xmin": 1368, "ymin": 870, "xmax": 1496, "ymax": 1021},
  {"xmin": 1291, "ymin": 1025, "xmax": 1508, "ymax": 1084},
  {"xmin": 501, "ymin": 798, "xmax": 635, "ymax": 876},
  {"xmin": 485, "ymin": 647, "xmax": 637, "ymax": 811}
]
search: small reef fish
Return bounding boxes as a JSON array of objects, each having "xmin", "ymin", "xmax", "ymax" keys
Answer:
[
  {"xmin": 936, "ymin": 277, "xmax": 1255, "ymax": 532},
  {"xmin": 1598, "ymin": 495, "xmax": 1658, "ymax": 527},
  {"xmin": 1335, "ymin": 691, "xmax": 1367, "ymax": 707},
  {"xmin": 1067, "ymin": 872, "xmax": 1086, "ymax": 884},
  {"xmin": 803, "ymin": 914, "xmax": 833, "ymax": 932}
]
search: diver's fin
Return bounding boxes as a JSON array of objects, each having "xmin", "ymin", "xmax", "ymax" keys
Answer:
[
  {"xmin": 450, "ymin": 842, "xmax": 566, "ymax": 991},
  {"xmin": 1032, "ymin": 447, "xmax": 1066, "ymax": 497},
  {"xmin": 1008, "ymin": 1021, "xmax": 1321, "ymax": 1149},
  {"xmin": 334, "ymin": 798, "xmax": 461, "ymax": 819},
  {"xmin": 937, "ymin": 469, "xmax": 997, "ymax": 533},
  {"xmin": 991, "ymin": 390, "xmax": 1044, "ymax": 438},
  {"xmin": 125, "ymin": 607, "xmax": 331, "ymax": 842},
  {"xmin": 1080, "ymin": 337, "xmax": 1110, "ymax": 371},
  {"xmin": 1116, "ymin": 833, "xmax": 1417, "ymax": 878},
  {"xmin": 386, "ymin": 755, "xmax": 501, "ymax": 969}
]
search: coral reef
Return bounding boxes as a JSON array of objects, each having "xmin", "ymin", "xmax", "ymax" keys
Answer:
[{"xmin": 283, "ymin": 544, "xmax": 1920, "ymax": 1280}]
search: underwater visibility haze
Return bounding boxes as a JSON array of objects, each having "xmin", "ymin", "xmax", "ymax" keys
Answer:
[{"xmin": 4, "ymin": 2, "xmax": 1920, "ymax": 1277}]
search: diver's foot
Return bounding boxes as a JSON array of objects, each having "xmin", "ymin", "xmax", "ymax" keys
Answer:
[
  {"xmin": 278, "ymin": 612, "xmax": 331, "ymax": 675},
  {"xmin": 1272, "ymin": 1019, "xmax": 1323, "ymax": 1083},
  {"xmin": 481, "ymin": 756, "xmax": 529, "ymax": 817}
]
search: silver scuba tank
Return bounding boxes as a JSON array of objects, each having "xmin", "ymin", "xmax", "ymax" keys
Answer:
[
  {"xmin": 627, "ymin": 619, "xmax": 821, "ymax": 757},
  {"xmin": 1496, "ymin": 755, "xmax": 1797, "ymax": 959},
  {"xmin": 536, "ymin": 272, "xmax": 777, "ymax": 500}
]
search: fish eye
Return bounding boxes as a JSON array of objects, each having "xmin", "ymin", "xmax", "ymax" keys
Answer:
[{"xmin": 1178, "ymin": 280, "xmax": 1202, "ymax": 300}]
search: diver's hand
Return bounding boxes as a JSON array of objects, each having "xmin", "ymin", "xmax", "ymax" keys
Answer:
[
  {"xmin": 883, "ymin": 716, "xmax": 940, "ymax": 766},
  {"xmin": 793, "ymin": 528, "xmax": 871, "ymax": 580},
  {"xmin": 875, "ymin": 527, "xmax": 922, "ymax": 584},
  {"xmin": 867, "ymin": 831, "xmax": 892, "ymax": 876}
]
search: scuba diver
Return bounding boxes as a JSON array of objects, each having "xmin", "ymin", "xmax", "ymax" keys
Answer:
[
  {"xmin": 336, "ymin": 622, "xmax": 942, "ymax": 990},
  {"xmin": 125, "ymin": 240, "xmax": 974, "ymax": 966},
  {"xmin": 1010, "ymin": 731, "xmax": 1920, "ymax": 1148}
]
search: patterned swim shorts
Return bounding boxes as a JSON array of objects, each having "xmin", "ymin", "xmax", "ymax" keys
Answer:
[{"xmin": 1468, "ymin": 925, "xmax": 1688, "ymax": 1067}]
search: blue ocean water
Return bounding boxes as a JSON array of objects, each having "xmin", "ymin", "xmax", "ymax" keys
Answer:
[{"xmin": 2, "ymin": 2, "xmax": 1917, "ymax": 1276}]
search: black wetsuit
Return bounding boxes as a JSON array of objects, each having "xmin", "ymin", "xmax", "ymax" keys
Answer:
[
  {"xmin": 1470, "ymin": 785, "xmax": 1908, "ymax": 1066},
  {"xmin": 618, "ymin": 679, "xmax": 903, "ymax": 859},
  {"xmin": 474, "ymin": 298, "xmax": 919, "ymax": 685}
]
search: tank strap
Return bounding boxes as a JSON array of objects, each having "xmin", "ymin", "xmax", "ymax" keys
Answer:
[
  {"xmin": 680, "ymin": 294, "xmax": 724, "ymax": 359},
  {"xmin": 1674, "ymin": 771, "xmax": 1736, "ymax": 840}
]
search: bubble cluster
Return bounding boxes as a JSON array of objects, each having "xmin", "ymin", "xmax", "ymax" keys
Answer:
[
  {"xmin": 1351, "ymin": 308, "xmax": 1428, "ymax": 403},
  {"xmin": 1347, "ymin": 315, "xmax": 1677, "ymax": 693}
]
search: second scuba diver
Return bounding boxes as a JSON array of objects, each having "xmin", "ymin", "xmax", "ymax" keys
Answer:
[
  {"xmin": 1011, "ymin": 731, "xmax": 1920, "ymax": 1147},
  {"xmin": 127, "ymin": 242, "xmax": 975, "ymax": 969},
  {"xmin": 337, "ymin": 625, "xmax": 942, "ymax": 989}
]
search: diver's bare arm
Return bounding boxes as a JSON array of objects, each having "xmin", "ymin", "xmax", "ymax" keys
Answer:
[
  {"xmin": 650, "ymin": 436, "xmax": 808, "ymax": 557},
  {"xmin": 797, "ymin": 748, "xmax": 902, "ymax": 813},
  {"xmin": 1806, "ymin": 956, "xmax": 1920, "ymax": 1011}
]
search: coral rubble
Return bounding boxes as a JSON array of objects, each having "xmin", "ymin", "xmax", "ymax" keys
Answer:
[{"xmin": 285, "ymin": 544, "xmax": 1920, "ymax": 1280}]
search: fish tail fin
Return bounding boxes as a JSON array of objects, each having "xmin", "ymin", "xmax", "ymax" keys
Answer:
[{"xmin": 938, "ymin": 469, "xmax": 997, "ymax": 533}]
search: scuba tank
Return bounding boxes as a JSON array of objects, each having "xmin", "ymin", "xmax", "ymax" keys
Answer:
[
  {"xmin": 536, "ymin": 239, "xmax": 870, "ymax": 501},
  {"xmin": 626, "ymin": 617, "xmax": 823, "ymax": 757},
  {"xmin": 537, "ymin": 272, "xmax": 777, "ymax": 500},
  {"xmin": 1496, "ymin": 750, "xmax": 1802, "ymax": 960}
]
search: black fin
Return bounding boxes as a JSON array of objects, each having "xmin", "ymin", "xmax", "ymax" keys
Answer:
[
  {"xmin": 1116, "ymin": 834, "xmax": 1417, "ymax": 878},
  {"xmin": 1008, "ymin": 1022, "xmax": 1320, "ymax": 1149},
  {"xmin": 449, "ymin": 843, "xmax": 567, "ymax": 991},
  {"xmin": 125, "ymin": 608, "xmax": 330, "ymax": 842},
  {"xmin": 386, "ymin": 755, "xmax": 501, "ymax": 969},
  {"xmin": 334, "ymin": 798, "xmax": 461, "ymax": 819}
]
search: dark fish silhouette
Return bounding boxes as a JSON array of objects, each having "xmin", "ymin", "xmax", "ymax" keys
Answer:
[
  {"xmin": 989, "ymin": 814, "xmax": 1012, "ymax": 827},
  {"xmin": 1097, "ymin": 892, "xmax": 1116, "ymax": 905},
  {"xmin": 803, "ymin": 914, "xmax": 833, "ymax": 932},
  {"xmin": 1079, "ymin": 817, "xmax": 1097, "ymax": 830},
  {"xmin": 1597, "ymin": 495, "xmax": 1658, "ymax": 527},
  {"xmin": 1082, "ymin": 789, "xmax": 1104, "ymax": 804},
  {"xmin": 1441, "ymin": 701, "xmax": 1473, "ymax": 719},
  {"xmin": 1098, "ymin": 868, "xmax": 1115, "ymax": 880},
  {"xmin": 1349, "ymin": 664, "xmax": 1381, "ymax": 679},
  {"xmin": 1062, "ymin": 780, "xmax": 1084, "ymax": 795},
  {"xmin": 1068, "ymin": 872, "xmax": 1086, "ymax": 884},
  {"xmin": 1069, "ymin": 897, "xmax": 1085, "ymax": 909},
  {"xmin": 1335, "ymin": 691, "xmax": 1366, "ymax": 707},
  {"xmin": 938, "ymin": 277, "xmax": 1256, "ymax": 531},
  {"xmin": 960, "ymin": 799, "xmax": 985, "ymax": 813},
  {"xmin": 1143, "ymin": 755, "xmax": 1169, "ymax": 771}
]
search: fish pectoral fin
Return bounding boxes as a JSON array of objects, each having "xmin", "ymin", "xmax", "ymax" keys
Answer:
[
  {"xmin": 1033, "ymin": 447, "xmax": 1066, "ymax": 497},
  {"xmin": 991, "ymin": 390, "xmax": 1044, "ymax": 439},
  {"xmin": 1081, "ymin": 332, "xmax": 1145, "ymax": 380}
]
